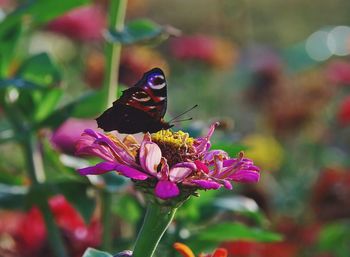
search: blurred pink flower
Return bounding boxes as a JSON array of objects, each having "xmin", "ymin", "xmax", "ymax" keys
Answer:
[
  {"xmin": 169, "ymin": 35, "xmax": 238, "ymax": 69},
  {"xmin": 76, "ymin": 123, "xmax": 260, "ymax": 200},
  {"xmin": 326, "ymin": 60, "xmax": 350, "ymax": 85},
  {"xmin": 337, "ymin": 96, "xmax": 350, "ymax": 126},
  {"xmin": 51, "ymin": 118, "xmax": 97, "ymax": 154},
  {"xmin": 47, "ymin": 5, "xmax": 106, "ymax": 41}
]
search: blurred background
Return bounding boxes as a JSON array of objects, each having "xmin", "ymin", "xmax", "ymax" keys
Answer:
[{"xmin": 1, "ymin": 0, "xmax": 350, "ymax": 257}]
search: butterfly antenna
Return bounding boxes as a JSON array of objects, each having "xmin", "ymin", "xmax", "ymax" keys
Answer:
[
  {"xmin": 171, "ymin": 117, "xmax": 193, "ymax": 123},
  {"xmin": 169, "ymin": 104, "xmax": 198, "ymax": 123}
]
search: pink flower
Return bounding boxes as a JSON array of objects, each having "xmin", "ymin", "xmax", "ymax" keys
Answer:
[
  {"xmin": 76, "ymin": 123, "xmax": 260, "ymax": 200},
  {"xmin": 47, "ymin": 5, "xmax": 106, "ymax": 41},
  {"xmin": 51, "ymin": 118, "xmax": 97, "ymax": 154},
  {"xmin": 169, "ymin": 35, "xmax": 238, "ymax": 69},
  {"xmin": 326, "ymin": 60, "xmax": 350, "ymax": 86}
]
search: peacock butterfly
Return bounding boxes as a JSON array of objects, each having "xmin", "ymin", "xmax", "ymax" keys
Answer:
[{"xmin": 96, "ymin": 68, "xmax": 173, "ymax": 134}]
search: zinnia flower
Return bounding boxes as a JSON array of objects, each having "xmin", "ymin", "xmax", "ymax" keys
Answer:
[
  {"xmin": 76, "ymin": 122, "xmax": 260, "ymax": 200},
  {"xmin": 173, "ymin": 242, "xmax": 227, "ymax": 257}
]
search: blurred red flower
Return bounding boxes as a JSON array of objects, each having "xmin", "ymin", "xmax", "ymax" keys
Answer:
[
  {"xmin": 169, "ymin": 35, "xmax": 238, "ymax": 69},
  {"xmin": 0, "ymin": 195, "xmax": 101, "ymax": 257},
  {"xmin": 337, "ymin": 96, "xmax": 350, "ymax": 126},
  {"xmin": 311, "ymin": 168, "xmax": 350, "ymax": 221},
  {"xmin": 220, "ymin": 241, "xmax": 299, "ymax": 257},
  {"xmin": 51, "ymin": 118, "xmax": 97, "ymax": 155},
  {"xmin": 326, "ymin": 60, "xmax": 350, "ymax": 86},
  {"xmin": 47, "ymin": 5, "xmax": 106, "ymax": 41}
]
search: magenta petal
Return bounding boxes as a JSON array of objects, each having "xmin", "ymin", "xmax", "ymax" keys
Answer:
[
  {"xmin": 222, "ymin": 180, "xmax": 233, "ymax": 189},
  {"xmin": 229, "ymin": 170, "xmax": 260, "ymax": 183},
  {"xmin": 191, "ymin": 179, "xmax": 222, "ymax": 189},
  {"xmin": 78, "ymin": 161, "xmax": 115, "ymax": 175},
  {"xmin": 114, "ymin": 164, "xmax": 149, "ymax": 180},
  {"xmin": 155, "ymin": 181, "xmax": 180, "ymax": 199}
]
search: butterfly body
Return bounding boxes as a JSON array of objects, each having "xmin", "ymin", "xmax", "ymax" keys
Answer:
[{"xmin": 96, "ymin": 68, "xmax": 172, "ymax": 134}]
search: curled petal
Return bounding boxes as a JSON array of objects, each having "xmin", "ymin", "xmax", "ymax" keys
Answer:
[
  {"xmin": 203, "ymin": 149, "xmax": 229, "ymax": 163},
  {"xmin": 155, "ymin": 180, "xmax": 180, "ymax": 199},
  {"xmin": 173, "ymin": 242, "xmax": 195, "ymax": 257},
  {"xmin": 95, "ymin": 136, "xmax": 135, "ymax": 165},
  {"xmin": 157, "ymin": 157, "xmax": 170, "ymax": 180},
  {"xmin": 193, "ymin": 122, "xmax": 219, "ymax": 155},
  {"xmin": 194, "ymin": 160, "xmax": 209, "ymax": 174},
  {"xmin": 114, "ymin": 164, "xmax": 149, "ymax": 180},
  {"xmin": 76, "ymin": 129, "xmax": 136, "ymax": 165},
  {"xmin": 228, "ymin": 169, "xmax": 260, "ymax": 183},
  {"xmin": 190, "ymin": 179, "xmax": 222, "ymax": 189},
  {"xmin": 211, "ymin": 154, "xmax": 224, "ymax": 176},
  {"xmin": 169, "ymin": 162, "xmax": 196, "ymax": 182},
  {"xmin": 139, "ymin": 141, "xmax": 162, "ymax": 175},
  {"xmin": 78, "ymin": 161, "xmax": 116, "ymax": 175}
]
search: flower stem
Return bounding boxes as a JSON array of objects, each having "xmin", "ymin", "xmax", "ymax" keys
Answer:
[
  {"xmin": 101, "ymin": 190, "xmax": 113, "ymax": 251},
  {"xmin": 23, "ymin": 132, "xmax": 68, "ymax": 257},
  {"xmin": 103, "ymin": 0, "xmax": 128, "ymax": 107},
  {"xmin": 133, "ymin": 202, "xmax": 177, "ymax": 257}
]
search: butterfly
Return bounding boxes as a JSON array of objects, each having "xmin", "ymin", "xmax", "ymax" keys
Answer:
[{"xmin": 96, "ymin": 68, "xmax": 173, "ymax": 134}]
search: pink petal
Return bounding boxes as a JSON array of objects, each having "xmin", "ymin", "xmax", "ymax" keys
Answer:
[
  {"xmin": 191, "ymin": 179, "xmax": 222, "ymax": 189},
  {"xmin": 203, "ymin": 150, "xmax": 228, "ymax": 163},
  {"xmin": 194, "ymin": 160, "xmax": 209, "ymax": 174},
  {"xmin": 169, "ymin": 162, "xmax": 196, "ymax": 182},
  {"xmin": 229, "ymin": 170, "xmax": 260, "ymax": 183},
  {"xmin": 194, "ymin": 122, "xmax": 219, "ymax": 155},
  {"xmin": 139, "ymin": 141, "xmax": 162, "ymax": 175},
  {"xmin": 114, "ymin": 164, "xmax": 149, "ymax": 180},
  {"xmin": 155, "ymin": 181, "xmax": 180, "ymax": 199},
  {"xmin": 78, "ymin": 161, "xmax": 116, "ymax": 175}
]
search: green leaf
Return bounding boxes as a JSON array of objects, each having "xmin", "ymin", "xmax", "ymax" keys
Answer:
[
  {"xmin": 0, "ymin": 78, "xmax": 44, "ymax": 90},
  {"xmin": 107, "ymin": 19, "xmax": 180, "ymax": 45},
  {"xmin": 211, "ymin": 142, "xmax": 247, "ymax": 157},
  {"xmin": 112, "ymin": 194, "xmax": 142, "ymax": 223},
  {"xmin": 16, "ymin": 53, "xmax": 61, "ymax": 87},
  {"xmin": 33, "ymin": 88, "xmax": 63, "ymax": 122},
  {"xmin": 317, "ymin": 222, "xmax": 350, "ymax": 257},
  {"xmin": 196, "ymin": 222, "xmax": 283, "ymax": 242},
  {"xmin": 0, "ymin": 22, "xmax": 22, "ymax": 76},
  {"xmin": 0, "ymin": 183, "xmax": 28, "ymax": 209},
  {"xmin": 82, "ymin": 248, "xmax": 113, "ymax": 257},
  {"xmin": 214, "ymin": 196, "xmax": 268, "ymax": 226}
]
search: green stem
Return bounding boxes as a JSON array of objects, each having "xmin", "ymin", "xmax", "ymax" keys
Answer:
[
  {"xmin": 103, "ymin": 0, "xmax": 128, "ymax": 107},
  {"xmin": 101, "ymin": 190, "xmax": 113, "ymax": 251},
  {"xmin": 23, "ymin": 133, "xmax": 68, "ymax": 257},
  {"xmin": 133, "ymin": 202, "xmax": 177, "ymax": 257}
]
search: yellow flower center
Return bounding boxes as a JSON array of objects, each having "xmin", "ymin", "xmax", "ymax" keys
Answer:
[
  {"xmin": 151, "ymin": 129, "xmax": 194, "ymax": 147},
  {"xmin": 151, "ymin": 130, "xmax": 195, "ymax": 167}
]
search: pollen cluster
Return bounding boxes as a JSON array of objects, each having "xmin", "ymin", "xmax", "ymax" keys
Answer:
[{"xmin": 151, "ymin": 130, "xmax": 195, "ymax": 167}]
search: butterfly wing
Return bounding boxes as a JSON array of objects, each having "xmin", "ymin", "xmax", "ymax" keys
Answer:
[{"xmin": 96, "ymin": 68, "xmax": 170, "ymax": 133}]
